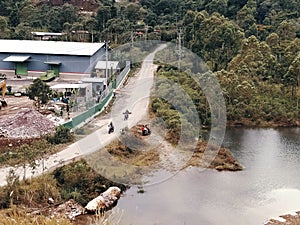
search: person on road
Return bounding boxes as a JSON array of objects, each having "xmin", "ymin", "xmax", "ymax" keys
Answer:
[
  {"xmin": 123, "ymin": 109, "xmax": 131, "ymax": 120},
  {"xmin": 108, "ymin": 122, "xmax": 114, "ymax": 134}
]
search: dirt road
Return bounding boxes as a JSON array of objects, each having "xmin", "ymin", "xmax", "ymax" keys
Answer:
[{"xmin": 0, "ymin": 44, "xmax": 167, "ymax": 186}]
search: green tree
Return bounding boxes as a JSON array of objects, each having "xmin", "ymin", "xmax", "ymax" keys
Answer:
[
  {"xmin": 190, "ymin": 12, "xmax": 244, "ymax": 71},
  {"xmin": 236, "ymin": 5, "xmax": 256, "ymax": 35},
  {"xmin": 27, "ymin": 78, "xmax": 52, "ymax": 110},
  {"xmin": 124, "ymin": 3, "xmax": 144, "ymax": 22},
  {"xmin": 205, "ymin": 0, "xmax": 228, "ymax": 15},
  {"xmin": 276, "ymin": 20, "xmax": 297, "ymax": 40},
  {"xmin": 228, "ymin": 35, "xmax": 277, "ymax": 80},
  {"xmin": 96, "ymin": 5, "xmax": 111, "ymax": 31},
  {"xmin": 0, "ymin": 16, "xmax": 10, "ymax": 38},
  {"xmin": 284, "ymin": 54, "xmax": 300, "ymax": 95},
  {"xmin": 14, "ymin": 22, "xmax": 32, "ymax": 39}
]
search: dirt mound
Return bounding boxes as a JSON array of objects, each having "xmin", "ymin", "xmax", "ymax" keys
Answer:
[{"xmin": 0, "ymin": 108, "xmax": 56, "ymax": 139}]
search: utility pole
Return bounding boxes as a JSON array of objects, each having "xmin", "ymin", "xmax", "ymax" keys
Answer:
[
  {"xmin": 131, "ymin": 30, "xmax": 134, "ymax": 47},
  {"xmin": 145, "ymin": 24, "xmax": 148, "ymax": 41},
  {"xmin": 105, "ymin": 41, "xmax": 108, "ymax": 86},
  {"xmin": 176, "ymin": 28, "xmax": 183, "ymax": 83}
]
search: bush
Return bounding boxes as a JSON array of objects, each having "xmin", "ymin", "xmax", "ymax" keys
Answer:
[{"xmin": 47, "ymin": 126, "xmax": 74, "ymax": 145}]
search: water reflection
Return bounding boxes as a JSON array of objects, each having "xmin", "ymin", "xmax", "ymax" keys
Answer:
[{"xmin": 115, "ymin": 128, "xmax": 300, "ymax": 225}]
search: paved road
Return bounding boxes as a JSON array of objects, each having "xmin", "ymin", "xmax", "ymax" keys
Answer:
[{"xmin": 0, "ymin": 44, "xmax": 167, "ymax": 186}]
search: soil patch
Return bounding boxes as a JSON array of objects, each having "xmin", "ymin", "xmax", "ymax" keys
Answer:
[
  {"xmin": 106, "ymin": 124, "xmax": 243, "ymax": 172},
  {"xmin": 266, "ymin": 212, "xmax": 300, "ymax": 225},
  {"xmin": 186, "ymin": 141, "xmax": 243, "ymax": 171}
]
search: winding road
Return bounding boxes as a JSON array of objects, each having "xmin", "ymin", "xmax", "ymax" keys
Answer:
[{"xmin": 0, "ymin": 44, "xmax": 168, "ymax": 186}]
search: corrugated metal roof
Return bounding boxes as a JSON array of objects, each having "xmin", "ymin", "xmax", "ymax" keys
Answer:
[
  {"xmin": 50, "ymin": 83, "xmax": 91, "ymax": 89},
  {"xmin": 31, "ymin": 32, "xmax": 64, "ymax": 36},
  {"xmin": 0, "ymin": 39, "xmax": 105, "ymax": 56},
  {"xmin": 3, "ymin": 55, "xmax": 30, "ymax": 62},
  {"xmin": 82, "ymin": 77, "xmax": 106, "ymax": 83},
  {"xmin": 44, "ymin": 61, "xmax": 61, "ymax": 65},
  {"xmin": 95, "ymin": 61, "xmax": 119, "ymax": 69}
]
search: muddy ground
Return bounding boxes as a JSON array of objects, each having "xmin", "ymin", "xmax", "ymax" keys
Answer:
[{"xmin": 266, "ymin": 212, "xmax": 300, "ymax": 225}]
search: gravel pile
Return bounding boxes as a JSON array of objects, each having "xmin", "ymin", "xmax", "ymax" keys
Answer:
[{"xmin": 0, "ymin": 108, "xmax": 56, "ymax": 138}]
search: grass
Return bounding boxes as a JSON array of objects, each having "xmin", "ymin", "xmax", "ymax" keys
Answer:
[{"xmin": 0, "ymin": 206, "xmax": 72, "ymax": 225}]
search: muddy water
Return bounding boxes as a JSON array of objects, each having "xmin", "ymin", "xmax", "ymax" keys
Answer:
[{"xmin": 112, "ymin": 128, "xmax": 300, "ymax": 225}]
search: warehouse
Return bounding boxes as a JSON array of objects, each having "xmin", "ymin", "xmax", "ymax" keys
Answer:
[{"xmin": 0, "ymin": 39, "xmax": 106, "ymax": 80}]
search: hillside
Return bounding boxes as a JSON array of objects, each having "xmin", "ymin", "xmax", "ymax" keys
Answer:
[{"xmin": 0, "ymin": 0, "xmax": 299, "ymax": 125}]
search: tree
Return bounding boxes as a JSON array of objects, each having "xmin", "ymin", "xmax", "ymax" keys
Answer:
[
  {"xmin": 0, "ymin": 16, "xmax": 10, "ymax": 38},
  {"xmin": 14, "ymin": 22, "xmax": 32, "ymax": 39},
  {"xmin": 205, "ymin": 0, "xmax": 228, "ymax": 15},
  {"xmin": 96, "ymin": 5, "xmax": 111, "ymax": 31},
  {"xmin": 190, "ymin": 12, "xmax": 244, "ymax": 71},
  {"xmin": 124, "ymin": 3, "xmax": 144, "ymax": 22},
  {"xmin": 284, "ymin": 54, "xmax": 300, "ymax": 95},
  {"xmin": 26, "ymin": 78, "xmax": 52, "ymax": 110},
  {"xmin": 276, "ymin": 20, "xmax": 297, "ymax": 40},
  {"xmin": 228, "ymin": 35, "xmax": 277, "ymax": 80},
  {"xmin": 236, "ymin": 5, "xmax": 256, "ymax": 32}
]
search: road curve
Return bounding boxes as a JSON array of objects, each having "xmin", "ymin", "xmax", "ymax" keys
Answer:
[{"xmin": 0, "ymin": 44, "xmax": 167, "ymax": 186}]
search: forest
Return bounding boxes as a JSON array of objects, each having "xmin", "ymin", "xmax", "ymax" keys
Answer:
[
  {"xmin": 0, "ymin": 1, "xmax": 299, "ymax": 223},
  {"xmin": 0, "ymin": 0, "xmax": 299, "ymax": 126}
]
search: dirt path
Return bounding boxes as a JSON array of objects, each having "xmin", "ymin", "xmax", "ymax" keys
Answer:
[{"xmin": 0, "ymin": 44, "xmax": 167, "ymax": 186}]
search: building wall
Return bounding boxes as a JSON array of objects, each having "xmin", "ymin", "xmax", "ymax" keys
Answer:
[{"xmin": 0, "ymin": 47, "xmax": 106, "ymax": 79}]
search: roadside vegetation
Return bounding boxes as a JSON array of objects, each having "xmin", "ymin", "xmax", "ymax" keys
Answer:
[
  {"xmin": 0, "ymin": 0, "xmax": 299, "ymax": 223},
  {"xmin": 0, "ymin": 126, "xmax": 74, "ymax": 168},
  {"xmin": 0, "ymin": 159, "xmax": 126, "ymax": 223},
  {"xmin": 1, "ymin": 0, "xmax": 299, "ymax": 126}
]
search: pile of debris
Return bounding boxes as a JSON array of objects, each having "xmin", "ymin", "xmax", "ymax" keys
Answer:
[
  {"xmin": 0, "ymin": 108, "xmax": 56, "ymax": 138},
  {"xmin": 35, "ymin": 186, "xmax": 122, "ymax": 221}
]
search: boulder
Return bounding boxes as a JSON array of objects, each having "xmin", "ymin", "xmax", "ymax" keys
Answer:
[{"xmin": 85, "ymin": 186, "xmax": 121, "ymax": 215}]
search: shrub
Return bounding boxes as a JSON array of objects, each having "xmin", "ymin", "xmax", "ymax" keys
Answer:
[{"xmin": 47, "ymin": 125, "xmax": 74, "ymax": 144}]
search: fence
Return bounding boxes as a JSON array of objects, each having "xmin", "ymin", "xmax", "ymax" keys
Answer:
[{"xmin": 62, "ymin": 62, "xmax": 130, "ymax": 130}]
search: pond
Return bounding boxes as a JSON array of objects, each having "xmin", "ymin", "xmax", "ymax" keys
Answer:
[{"xmin": 113, "ymin": 128, "xmax": 300, "ymax": 225}]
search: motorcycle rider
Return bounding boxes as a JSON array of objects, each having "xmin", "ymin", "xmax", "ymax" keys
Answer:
[
  {"xmin": 123, "ymin": 109, "xmax": 131, "ymax": 120},
  {"xmin": 108, "ymin": 122, "xmax": 114, "ymax": 134}
]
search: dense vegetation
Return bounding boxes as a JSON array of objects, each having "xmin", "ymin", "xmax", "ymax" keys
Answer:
[
  {"xmin": 1, "ymin": 1, "xmax": 299, "ymax": 221},
  {"xmin": 0, "ymin": 159, "xmax": 126, "ymax": 212},
  {"xmin": 1, "ymin": 0, "xmax": 299, "ymax": 126}
]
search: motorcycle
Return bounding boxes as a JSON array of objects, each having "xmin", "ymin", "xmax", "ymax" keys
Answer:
[
  {"xmin": 123, "ymin": 110, "xmax": 131, "ymax": 121},
  {"xmin": 108, "ymin": 122, "xmax": 114, "ymax": 134},
  {"xmin": 142, "ymin": 125, "xmax": 151, "ymax": 136}
]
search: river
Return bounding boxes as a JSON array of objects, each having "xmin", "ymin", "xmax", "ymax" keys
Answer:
[{"xmin": 112, "ymin": 127, "xmax": 300, "ymax": 225}]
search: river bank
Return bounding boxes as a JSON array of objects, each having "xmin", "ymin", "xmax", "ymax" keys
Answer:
[{"xmin": 266, "ymin": 211, "xmax": 300, "ymax": 225}]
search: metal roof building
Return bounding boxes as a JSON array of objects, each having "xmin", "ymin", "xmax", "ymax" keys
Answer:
[{"xmin": 0, "ymin": 39, "xmax": 106, "ymax": 80}]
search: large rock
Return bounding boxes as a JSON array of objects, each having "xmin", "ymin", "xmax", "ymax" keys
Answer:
[{"xmin": 85, "ymin": 186, "xmax": 121, "ymax": 215}]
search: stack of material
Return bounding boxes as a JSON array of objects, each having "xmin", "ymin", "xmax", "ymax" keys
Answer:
[
  {"xmin": 85, "ymin": 186, "xmax": 121, "ymax": 214},
  {"xmin": 0, "ymin": 108, "xmax": 56, "ymax": 138}
]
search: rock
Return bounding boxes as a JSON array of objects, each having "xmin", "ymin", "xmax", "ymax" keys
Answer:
[
  {"xmin": 48, "ymin": 197, "xmax": 54, "ymax": 204},
  {"xmin": 85, "ymin": 186, "xmax": 121, "ymax": 215},
  {"xmin": 14, "ymin": 93, "xmax": 22, "ymax": 97}
]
